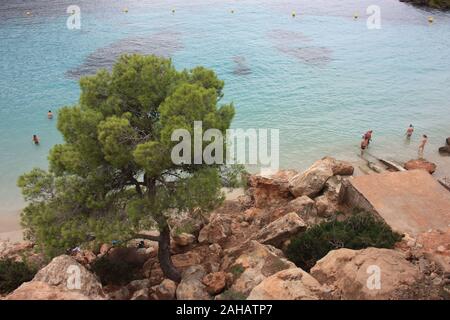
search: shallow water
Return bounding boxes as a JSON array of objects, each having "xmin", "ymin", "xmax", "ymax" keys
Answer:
[{"xmin": 1, "ymin": 0, "xmax": 449, "ymax": 213}]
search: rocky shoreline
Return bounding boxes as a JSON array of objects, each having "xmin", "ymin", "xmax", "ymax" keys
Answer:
[{"xmin": 1, "ymin": 156, "xmax": 449, "ymax": 300}]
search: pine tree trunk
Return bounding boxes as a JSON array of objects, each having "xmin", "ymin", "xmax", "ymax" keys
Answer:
[{"xmin": 158, "ymin": 225, "xmax": 181, "ymax": 282}]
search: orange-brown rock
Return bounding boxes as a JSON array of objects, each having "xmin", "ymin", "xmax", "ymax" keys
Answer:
[
  {"xmin": 202, "ymin": 271, "xmax": 227, "ymax": 295},
  {"xmin": 310, "ymin": 248, "xmax": 422, "ymax": 300},
  {"xmin": 247, "ymin": 268, "xmax": 324, "ymax": 300},
  {"xmin": 5, "ymin": 281, "xmax": 92, "ymax": 300},
  {"xmin": 404, "ymin": 159, "xmax": 437, "ymax": 174}
]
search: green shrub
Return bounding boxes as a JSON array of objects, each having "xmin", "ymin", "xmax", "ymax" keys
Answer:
[
  {"xmin": 230, "ymin": 264, "xmax": 245, "ymax": 277},
  {"xmin": 220, "ymin": 289, "xmax": 247, "ymax": 300},
  {"xmin": 90, "ymin": 256, "xmax": 140, "ymax": 285},
  {"xmin": 286, "ymin": 212, "xmax": 403, "ymax": 271},
  {"xmin": 0, "ymin": 258, "xmax": 37, "ymax": 294}
]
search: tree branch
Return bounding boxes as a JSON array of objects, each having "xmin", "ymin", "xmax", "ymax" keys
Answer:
[{"xmin": 134, "ymin": 233, "xmax": 160, "ymax": 242}]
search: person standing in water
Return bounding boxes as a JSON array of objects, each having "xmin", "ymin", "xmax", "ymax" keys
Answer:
[
  {"xmin": 47, "ymin": 110, "xmax": 53, "ymax": 119},
  {"xmin": 405, "ymin": 124, "xmax": 414, "ymax": 138},
  {"xmin": 32, "ymin": 134, "xmax": 40, "ymax": 145},
  {"xmin": 363, "ymin": 130, "xmax": 373, "ymax": 146},
  {"xmin": 418, "ymin": 134, "xmax": 428, "ymax": 158},
  {"xmin": 360, "ymin": 136, "xmax": 368, "ymax": 156}
]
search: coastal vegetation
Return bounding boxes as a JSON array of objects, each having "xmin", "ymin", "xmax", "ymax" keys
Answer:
[
  {"xmin": 286, "ymin": 212, "xmax": 403, "ymax": 271},
  {"xmin": 0, "ymin": 258, "xmax": 37, "ymax": 294},
  {"xmin": 17, "ymin": 54, "xmax": 236, "ymax": 282}
]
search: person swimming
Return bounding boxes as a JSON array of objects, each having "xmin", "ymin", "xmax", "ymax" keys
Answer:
[
  {"xmin": 32, "ymin": 134, "xmax": 40, "ymax": 145},
  {"xmin": 406, "ymin": 124, "xmax": 414, "ymax": 138},
  {"xmin": 47, "ymin": 110, "xmax": 53, "ymax": 119}
]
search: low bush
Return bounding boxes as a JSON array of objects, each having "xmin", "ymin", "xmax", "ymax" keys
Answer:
[
  {"xmin": 90, "ymin": 255, "xmax": 140, "ymax": 286},
  {"xmin": 0, "ymin": 258, "xmax": 37, "ymax": 294},
  {"xmin": 286, "ymin": 212, "xmax": 403, "ymax": 271}
]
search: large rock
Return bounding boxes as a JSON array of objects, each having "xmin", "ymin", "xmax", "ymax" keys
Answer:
[
  {"xmin": 315, "ymin": 194, "xmax": 338, "ymax": 217},
  {"xmin": 172, "ymin": 233, "xmax": 196, "ymax": 247},
  {"xmin": 247, "ymin": 268, "xmax": 323, "ymax": 300},
  {"xmin": 247, "ymin": 170, "xmax": 297, "ymax": 208},
  {"xmin": 289, "ymin": 162, "xmax": 333, "ymax": 198},
  {"xmin": 151, "ymin": 279, "xmax": 177, "ymax": 300},
  {"xmin": 289, "ymin": 157, "xmax": 353, "ymax": 198},
  {"xmin": 176, "ymin": 265, "xmax": 211, "ymax": 300},
  {"xmin": 5, "ymin": 281, "xmax": 92, "ymax": 300},
  {"xmin": 222, "ymin": 240, "xmax": 295, "ymax": 296},
  {"xmin": 254, "ymin": 212, "xmax": 306, "ymax": 247},
  {"xmin": 404, "ymin": 159, "xmax": 437, "ymax": 174},
  {"xmin": 33, "ymin": 255, "xmax": 105, "ymax": 299},
  {"xmin": 310, "ymin": 248, "xmax": 422, "ymax": 300},
  {"xmin": 202, "ymin": 272, "xmax": 227, "ymax": 295},
  {"xmin": 198, "ymin": 213, "xmax": 232, "ymax": 245},
  {"xmin": 285, "ymin": 196, "xmax": 321, "ymax": 225},
  {"xmin": 415, "ymin": 227, "xmax": 450, "ymax": 274}
]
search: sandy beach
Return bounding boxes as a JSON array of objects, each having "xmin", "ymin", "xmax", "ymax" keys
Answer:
[{"xmin": 0, "ymin": 210, "xmax": 23, "ymax": 242}]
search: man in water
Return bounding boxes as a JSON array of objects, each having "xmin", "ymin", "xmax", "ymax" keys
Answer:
[
  {"xmin": 363, "ymin": 130, "xmax": 373, "ymax": 146},
  {"xmin": 48, "ymin": 110, "xmax": 53, "ymax": 119},
  {"xmin": 406, "ymin": 124, "xmax": 414, "ymax": 138},
  {"xmin": 418, "ymin": 134, "xmax": 428, "ymax": 158},
  {"xmin": 32, "ymin": 134, "xmax": 40, "ymax": 145},
  {"xmin": 360, "ymin": 137, "xmax": 368, "ymax": 156}
]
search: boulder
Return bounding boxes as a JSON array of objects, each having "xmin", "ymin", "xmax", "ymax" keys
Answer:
[
  {"xmin": 289, "ymin": 157, "xmax": 353, "ymax": 198},
  {"xmin": 171, "ymin": 251, "xmax": 204, "ymax": 271},
  {"xmin": 416, "ymin": 227, "xmax": 450, "ymax": 274},
  {"xmin": 202, "ymin": 271, "xmax": 227, "ymax": 295},
  {"xmin": 286, "ymin": 196, "xmax": 317, "ymax": 216},
  {"xmin": 176, "ymin": 265, "xmax": 211, "ymax": 300},
  {"xmin": 33, "ymin": 255, "xmax": 105, "ymax": 299},
  {"xmin": 247, "ymin": 268, "xmax": 323, "ymax": 300},
  {"xmin": 0, "ymin": 241, "xmax": 33, "ymax": 259},
  {"xmin": 315, "ymin": 195, "xmax": 338, "ymax": 218},
  {"xmin": 73, "ymin": 250, "xmax": 97, "ymax": 265},
  {"xmin": 285, "ymin": 196, "xmax": 321, "ymax": 225},
  {"xmin": 151, "ymin": 279, "xmax": 177, "ymax": 300},
  {"xmin": 198, "ymin": 213, "xmax": 232, "ymax": 245},
  {"xmin": 254, "ymin": 212, "xmax": 306, "ymax": 247},
  {"xmin": 289, "ymin": 162, "xmax": 333, "ymax": 198},
  {"xmin": 222, "ymin": 240, "xmax": 295, "ymax": 296},
  {"xmin": 5, "ymin": 281, "xmax": 92, "ymax": 300},
  {"xmin": 172, "ymin": 233, "xmax": 196, "ymax": 247},
  {"xmin": 247, "ymin": 170, "xmax": 297, "ymax": 208},
  {"xmin": 310, "ymin": 248, "xmax": 422, "ymax": 300},
  {"xmin": 320, "ymin": 157, "xmax": 354, "ymax": 176},
  {"xmin": 404, "ymin": 159, "xmax": 437, "ymax": 174}
]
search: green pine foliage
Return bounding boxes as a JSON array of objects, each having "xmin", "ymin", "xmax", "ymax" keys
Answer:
[{"xmin": 17, "ymin": 55, "xmax": 236, "ymax": 258}]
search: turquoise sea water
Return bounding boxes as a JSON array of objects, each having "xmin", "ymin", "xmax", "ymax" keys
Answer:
[{"xmin": 1, "ymin": 0, "xmax": 450, "ymax": 214}]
